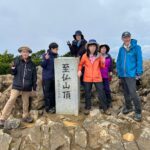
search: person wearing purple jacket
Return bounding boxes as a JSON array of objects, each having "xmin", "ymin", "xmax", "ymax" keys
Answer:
[{"xmin": 99, "ymin": 44, "xmax": 113, "ymax": 109}]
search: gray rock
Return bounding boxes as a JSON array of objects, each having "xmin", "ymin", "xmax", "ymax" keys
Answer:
[
  {"xmin": 0, "ymin": 130, "xmax": 12, "ymax": 150},
  {"xmin": 137, "ymin": 127, "xmax": 150, "ymax": 150},
  {"xmin": 124, "ymin": 142, "xmax": 138, "ymax": 150},
  {"xmin": 30, "ymin": 110, "xmax": 39, "ymax": 121},
  {"xmin": 83, "ymin": 118, "xmax": 123, "ymax": 149},
  {"xmin": 89, "ymin": 108, "xmax": 100, "ymax": 117},
  {"xmin": 50, "ymin": 123, "xmax": 71, "ymax": 150},
  {"xmin": 20, "ymin": 126, "xmax": 42, "ymax": 150},
  {"xmin": 75, "ymin": 127, "xmax": 87, "ymax": 148},
  {"xmin": 4, "ymin": 119, "xmax": 21, "ymax": 130}
]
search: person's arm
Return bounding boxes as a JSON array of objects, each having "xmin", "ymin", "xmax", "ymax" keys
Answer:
[
  {"xmin": 32, "ymin": 64, "xmax": 37, "ymax": 91},
  {"xmin": 78, "ymin": 40, "xmax": 87, "ymax": 57},
  {"xmin": 116, "ymin": 48, "xmax": 121, "ymax": 77},
  {"xmin": 99, "ymin": 56, "xmax": 105, "ymax": 68},
  {"xmin": 78, "ymin": 55, "xmax": 85, "ymax": 77},
  {"xmin": 68, "ymin": 40, "xmax": 78, "ymax": 56},
  {"xmin": 11, "ymin": 58, "xmax": 19, "ymax": 75},
  {"xmin": 40, "ymin": 53, "xmax": 49, "ymax": 68},
  {"xmin": 109, "ymin": 56, "xmax": 113, "ymax": 73},
  {"xmin": 11, "ymin": 65, "xmax": 17, "ymax": 75},
  {"xmin": 136, "ymin": 45, "xmax": 143, "ymax": 76}
]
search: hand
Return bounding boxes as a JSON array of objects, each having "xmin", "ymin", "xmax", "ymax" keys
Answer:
[
  {"xmin": 11, "ymin": 66, "xmax": 16, "ymax": 70},
  {"xmin": 136, "ymin": 75, "xmax": 141, "ymax": 80},
  {"xmin": 31, "ymin": 91, "xmax": 37, "ymax": 97},
  {"xmin": 11, "ymin": 62, "xmax": 16, "ymax": 69},
  {"xmin": 45, "ymin": 53, "xmax": 50, "ymax": 60},
  {"xmin": 67, "ymin": 41, "xmax": 71, "ymax": 46},
  {"xmin": 78, "ymin": 71, "xmax": 82, "ymax": 78},
  {"xmin": 109, "ymin": 72, "xmax": 113, "ymax": 76}
]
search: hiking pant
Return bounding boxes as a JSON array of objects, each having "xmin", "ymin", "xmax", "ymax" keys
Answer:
[
  {"xmin": 121, "ymin": 77, "xmax": 141, "ymax": 114},
  {"xmin": 84, "ymin": 82, "xmax": 108, "ymax": 111},
  {"xmin": 42, "ymin": 79, "xmax": 55, "ymax": 110},
  {"xmin": 103, "ymin": 78, "xmax": 112, "ymax": 108},
  {"xmin": 0, "ymin": 89, "xmax": 30, "ymax": 120}
]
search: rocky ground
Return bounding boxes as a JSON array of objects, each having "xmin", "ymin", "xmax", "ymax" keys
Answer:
[{"xmin": 0, "ymin": 61, "xmax": 150, "ymax": 150}]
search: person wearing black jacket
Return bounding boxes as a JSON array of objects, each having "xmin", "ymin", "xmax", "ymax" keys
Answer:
[
  {"xmin": 67, "ymin": 30, "xmax": 87, "ymax": 58},
  {"xmin": 67, "ymin": 30, "xmax": 87, "ymax": 87},
  {"xmin": 0, "ymin": 46, "xmax": 37, "ymax": 128}
]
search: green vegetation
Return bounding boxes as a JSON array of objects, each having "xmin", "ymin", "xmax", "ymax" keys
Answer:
[
  {"xmin": 0, "ymin": 50, "xmax": 116, "ymax": 75},
  {"xmin": 0, "ymin": 50, "xmax": 45, "ymax": 75}
]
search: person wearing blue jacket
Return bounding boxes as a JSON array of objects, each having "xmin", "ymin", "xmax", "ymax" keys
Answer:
[
  {"xmin": 41, "ymin": 43, "xmax": 58, "ymax": 113},
  {"xmin": 117, "ymin": 31, "xmax": 143, "ymax": 122}
]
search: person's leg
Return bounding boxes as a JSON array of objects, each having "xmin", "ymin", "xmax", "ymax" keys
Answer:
[
  {"xmin": 84, "ymin": 82, "xmax": 93, "ymax": 110},
  {"xmin": 0, "ymin": 89, "xmax": 20, "ymax": 120},
  {"xmin": 94, "ymin": 82, "xmax": 108, "ymax": 112},
  {"xmin": 42, "ymin": 80, "xmax": 51, "ymax": 111},
  {"xmin": 103, "ymin": 78, "xmax": 112, "ymax": 108},
  {"xmin": 80, "ymin": 67, "xmax": 85, "ymax": 87},
  {"xmin": 49, "ymin": 80, "xmax": 55, "ymax": 112},
  {"xmin": 22, "ymin": 91, "xmax": 31, "ymax": 118},
  {"xmin": 121, "ymin": 78, "xmax": 133, "ymax": 110},
  {"xmin": 126, "ymin": 78, "xmax": 141, "ymax": 114}
]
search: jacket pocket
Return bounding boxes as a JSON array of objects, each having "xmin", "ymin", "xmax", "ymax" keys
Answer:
[{"xmin": 24, "ymin": 68, "xmax": 33, "ymax": 80}]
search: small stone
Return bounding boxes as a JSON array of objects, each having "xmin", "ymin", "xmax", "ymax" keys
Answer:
[
  {"xmin": 4, "ymin": 119, "xmax": 21, "ymax": 130},
  {"xmin": 123, "ymin": 133, "xmax": 135, "ymax": 142},
  {"xmin": 30, "ymin": 110, "xmax": 39, "ymax": 121},
  {"xmin": 35, "ymin": 118, "xmax": 45, "ymax": 127},
  {"xmin": 89, "ymin": 109, "xmax": 100, "ymax": 117}
]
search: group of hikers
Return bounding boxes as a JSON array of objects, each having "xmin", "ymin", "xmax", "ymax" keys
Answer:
[{"xmin": 0, "ymin": 30, "xmax": 143, "ymax": 128}]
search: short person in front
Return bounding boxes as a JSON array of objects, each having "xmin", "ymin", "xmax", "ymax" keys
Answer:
[
  {"xmin": 0, "ymin": 47, "xmax": 37, "ymax": 128},
  {"xmin": 41, "ymin": 43, "xmax": 58, "ymax": 113},
  {"xmin": 99, "ymin": 44, "xmax": 113, "ymax": 109},
  {"xmin": 117, "ymin": 32, "xmax": 143, "ymax": 122},
  {"xmin": 78, "ymin": 39, "xmax": 111, "ymax": 115}
]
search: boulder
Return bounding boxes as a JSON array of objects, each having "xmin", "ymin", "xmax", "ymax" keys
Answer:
[{"xmin": 0, "ymin": 130, "xmax": 12, "ymax": 150}]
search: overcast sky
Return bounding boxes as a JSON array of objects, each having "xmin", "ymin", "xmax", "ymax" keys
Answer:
[{"xmin": 0, "ymin": 0, "xmax": 150, "ymax": 59}]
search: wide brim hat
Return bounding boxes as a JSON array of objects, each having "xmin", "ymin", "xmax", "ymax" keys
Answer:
[
  {"xmin": 18, "ymin": 46, "xmax": 32, "ymax": 53},
  {"xmin": 86, "ymin": 39, "xmax": 99, "ymax": 49},
  {"xmin": 99, "ymin": 44, "xmax": 110, "ymax": 53},
  {"xmin": 73, "ymin": 30, "xmax": 84, "ymax": 40}
]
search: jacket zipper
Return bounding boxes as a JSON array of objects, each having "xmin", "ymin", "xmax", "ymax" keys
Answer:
[
  {"xmin": 89, "ymin": 57, "xmax": 97, "ymax": 82},
  {"xmin": 23, "ymin": 63, "xmax": 27, "ymax": 89}
]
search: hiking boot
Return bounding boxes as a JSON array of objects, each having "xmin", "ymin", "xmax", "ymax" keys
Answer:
[
  {"xmin": 84, "ymin": 109, "xmax": 90, "ymax": 115},
  {"xmin": 45, "ymin": 106, "xmax": 50, "ymax": 113},
  {"xmin": 122, "ymin": 107, "xmax": 133, "ymax": 114},
  {"xmin": 22, "ymin": 117, "xmax": 33, "ymax": 123},
  {"xmin": 0, "ymin": 119, "xmax": 5, "ymax": 128},
  {"xmin": 134, "ymin": 113, "xmax": 142, "ymax": 122},
  {"xmin": 49, "ymin": 107, "xmax": 56, "ymax": 114}
]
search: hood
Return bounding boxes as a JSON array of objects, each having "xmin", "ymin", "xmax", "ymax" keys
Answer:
[
  {"xmin": 130, "ymin": 39, "xmax": 137, "ymax": 48},
  {"xmin": 122, "ymin": 39, "xmax": 138, "ymax": 49}
]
